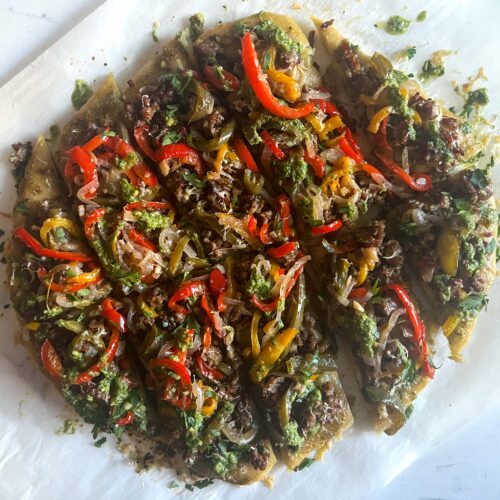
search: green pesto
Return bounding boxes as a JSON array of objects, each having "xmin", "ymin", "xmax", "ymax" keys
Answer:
[
  {"xmin": 420, "ymin": 60, "xmax": 445, "ymax": 80},
  {"xmin": 402, "ymin": 46, "xmax": 417, "ymax": 59},
  {"xmin": 346, "ymin": 312, "xmax": 379, "ymax": 357},
  {"xmin": 457, "ymin": 293, "xmax": 488, "ymax": 319},
  {"xmin": 276, "ymin": 156, "xmax": 311, "ymax": 190},
  {"xmin": 133, "ymin": 210, "xmax": 169, "ymax": 232},
  {"xmin": 120, "ymin": 178, "xmax": 140, "ymax": 202},
  {"xmin": 71, "ymin": 80, "xmax": 93, "ymax": 111},
  {"xmin": 116, "ymin": 152, "xmax": 141, "ymax": 170},
  {"xmin": 384, "ymin": 16, "xmax": 412, "ymax": 35},
  {"xmin": 244, "ymin": 113, "xmax": 308, "ymax": 146},
  {"xmin": 416, "ymin": 10, "xmax": 427, "ymax": 22},
  {"xmin": 282, "ymin": 420, "xmax": 304, "ymax": 448},
  {"xmin": 254, "ymin": 19, "xmax": 302, "ymax": 54}
]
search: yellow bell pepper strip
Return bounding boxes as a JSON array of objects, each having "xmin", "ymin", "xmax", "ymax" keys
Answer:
[
  {"xmin": 213, "ymin": 143, "xmax": 229, "ymax": 173},
  {"xmin": 367, "ymin": 106, "xmax": 394, "ymax": 133},
  {"xmin": 267, "ymin": 69, "xmax": 302, "ymax": 102},
  {"xmin": 437, "ymin": 228, "xmax": 461, "ymax": 276},
  {"xmin": 241, "ymin": 32, "xmax": 315, "ymax": 120},
  {"xmin": 14, "ymin": 227, "xmax": 93, "ymax": 263},
  {"xmin": 251, "ymin": 310, "xmax": 262, "ymax": 358},
  {"xmin": 304, "ymin": 113, "xmax": 325, "ymax": 134},
  {"xmin": 75, "ymin": 327, "xmax": 121, "ymax": 384},
  {"xmin": 250, "ymin": 328, "xmax": 299, "ymax": 383},
  {"xmin": 39, "ymin": 218, "xmax": 83, "ymax": 247},
  {"xmin": 41, "ymin": 339, "xmax": 63, "ymax": 383},
  {"xmin": 37, "ymin": 266, "xmax": 103, "ymax": 294},
  {"xmin": 319, "ymin": 115, "xmax": 344, "ymax": 140},
  {"xmin": 201, "ymin": 395, "xmax": 217, "ymax": 417},
  {"xmin": 138, "ymin": 292, "xmax": 158, "ymax": 319},
  {"xmin": 442, "ymin": 313, "xmax": 461, "ymax": 337},
  {"xmin": 169, "ymin": 235, "xmax": 190, "ymax": 277}
]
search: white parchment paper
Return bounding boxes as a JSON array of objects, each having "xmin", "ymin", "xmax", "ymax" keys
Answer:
[{"xmin": 0, "ymin": 0, "xmax": 499, "ymax": 499}]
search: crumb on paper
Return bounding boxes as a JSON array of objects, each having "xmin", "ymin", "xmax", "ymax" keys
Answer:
[
  {"xmin": 462, "ymin": 68, "xmax": 488, "ymax": 94},
  {"xmin": 431, "ymin": 49, "xmax": 457, "ymax": 67},
  {"xmin": 152, "ymin": 20, "xmax": 160, "ymax": 43},
  {"xmin": 57, "ymin": 419, "xmax": 77, "ymax": 435},
  {"xmin": 18, "ymin": 399, "xmax": 25, "ymax": 416},
  {"xmin": 263, "ymin": 476, "xmax": 274, "ymax": 489},
  {"xmin": 291, "ymin": 2, "xmax": 301, "ymax": 10}
]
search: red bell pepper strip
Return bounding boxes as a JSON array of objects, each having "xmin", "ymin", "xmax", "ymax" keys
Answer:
[
  {"xmin": 82, "ymin": 132, "xmax": 106, "ymax": 153},
  {"xmin": 234, "ymin": 136, "xmax": 260, "ymax": 172},
  {"xmin": 252, "ymin": 295, "xmax": 279, "ymax": 313},
  {"xmin": 267, "ymin": 241, "xmax": 298, "ymax": 259},
  {"xmin": 123, "ymin": 201, "xmax": 173, "ymax": 212},
  {"xmin": 375, "ymin": 119, "xmax": 432, "ymax": 192},
  {"xmin": 344, "ymin": 129, "xmax": 364, "ymax": 162},
  {"xmin": 217, "ymin": 290, "xmax": 227, "ymax": 312},
  {"xmin": 383, "ymin": 284, "xmax": 434, "ymax": 378},
  {"xmin": 127, "ymin": 228, "xmax": 158, "ymax": 253},
  {"xmin": 310, "ymin": 220, "xmax": 343, "ymax": 236},
  {"xmin": 134, "ymin": 124, "xmax": 157, "ymax": 161},
  {"xmin": 103, "ymin": 135, "xmax": 159, "ymax": 187},
  {"xmin": 276, "ymin": 194, "xmax": 292, "ymax": 237},
  {"xmin": 168, "ymin": 281, "xmax": 209, "ymax": 315},
  {"xmin": 304, "ymin": 150, "xmax": 325, "ymax": 178},
  {"xmin": 209, "ymin": 268, "xmax": 226, "ymax": 296},
  {"xmin": 150, "ymin": 358, "xmax": 192, "ymax": 386},
  {"xmin": 361, "ymin": 163, "xmax": 391, "ymax": 188},
  {"xmin": 241, "ymin": 32, "xmax": 315, "ymax": 119},
  {"xmin": 203, "ymin": 324, "xmax": 212, "ymax": 349},
  {"xmin": 66, "ymin": 146, "xmax": 99, "ymax": 199},
  {"xmin": 84, "ymin": 207, "xmax": 107, "ymax": 239},
  {"xmin": 203, "ymin": 64, "xmax": 241, "ymax": 91},
  {"xmin": 155, "ymin": 143, "xmax": 205, "ymax": 176},
  {"xmin": 313, "ymin": 99, "xmax": 338, "ymax": 116},
  {"xmin": 196, "ymin": 353, "xmax": 224, "ymax": 380},
  {"xmin": 14, "ymin": 227, "xmax": 94, "ymax": 262},
  {"xmin": 162, "ymin": 376, "xmax": 192, "ymax": 409},
  {"xmin": 348, "ymin": 286, "xmax": 368, "ymax": 300},
  {"xmin": 116, "ymin": 411, "xmax": 135, "ymax": 426},
  {"xmin": 102, "ymin": 298, "xmax": 127, "ymax": 333},
  {"xmin": 259, "ymin": 222, "xmax": 273, "ymax": 245},
  {"xmin": 75, "ymin": 327, "xmax": 121, "ymax": 384},
  {"xmin": 41, "ymin": 339, "xmax": 63, "ymax": 383},
  {"xmin": 247, "ymin": 215, "xmax": 259, "ymax": 237},
  {"xmin": 200, "ymin": 295, "xmax": 224, "ymax": 336},
  {"xmin": 339, "ymin": 137, "xmax": 363, "ymax": 164},
  {"xmin": 261, "ymin": 130, "xmax": 285, "ymax": 160}
]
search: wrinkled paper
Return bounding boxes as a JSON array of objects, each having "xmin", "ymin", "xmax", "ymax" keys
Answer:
[{"xmin": 0, "ymin": 0, "xmax": 499, "ymax": 498}]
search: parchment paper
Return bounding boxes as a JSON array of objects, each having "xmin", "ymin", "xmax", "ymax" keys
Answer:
[{"xmin": 0, "ymin": 0, "xmax": 499, "ymax": 499}]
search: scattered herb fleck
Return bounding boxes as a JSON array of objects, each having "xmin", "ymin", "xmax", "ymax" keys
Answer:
[
  {"xmin": 420, "ymin": 59, "xmax": 445, "ymax": 80},
  {"xmin": 94, "ymin": 437, "xmax": 107, "ymax": 447},
  {"xmin": 383, "ymin": 15, "xmax": 412, "ymax": 35},
  {"xmin": 296, "ymin": 457, "xmax": 315, "ymax": 471},
  {"xmin": 71, "ymin": 80, "xmax": 93, "ymax": 110},
  {"xmin": 416, "ymin": 10, "xmax": 427, "ymax": 22}
]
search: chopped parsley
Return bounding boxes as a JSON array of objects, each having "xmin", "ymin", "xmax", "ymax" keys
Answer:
[
  {"xmin": 254, "ymin": 19, "xmax": 303, "ymax": 55},
  {"xmin": 185, "ymin": 478, "xmax": 213, "ymax": 491},
  {"xmin": 458, "ymin": 293, "xmax": 488, "ymax": 319},
  {"xmin": 161, "ymin": 130, "xmax": 181, "ymax": 146},
  {"xmin": 416, "ymin": 10, "xmax": 427, "ymax": 22},
  {"xmin": 275, "ymin": 156, "xmax": 311, "ymax": 190},
  {"xmin": 296, "ymin": 457, "xmax": 315, "ymax": 471},
  {"xmin": 401, "ymin": 46, "xmax": 417, "ymax": 60},
  {"xmin": 462, "ymin": 88, "xmax": 489, "ymax": 117}
]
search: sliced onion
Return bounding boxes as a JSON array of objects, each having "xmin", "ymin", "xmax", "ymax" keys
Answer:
[
  {"xmin": 401, "ymin": 146, "xmax": 410, "ymax": 172},
  {"xmin": 158, "ymin": 341, "xmax": 175, "ymax": 359},
  {"xmin": 76, "ymin": 178, "xmax": 100, "ymax": 205},
  {"xmin": 302, "ymin": 88, "xmax": 331, "ymax": 101},
  {"xmin": 320, "ymin": 147, "xmax": 344, "ymax": 165},
  {"xmin": 330, "ymin": 276, "xmax": 355, "ymax": 307},
  {"xmin": 265, "ymin": 255, "xmax": 311, "ymax": 337},
  {"xmin": 430, "ymin": 326, "xmax": 451, "ymax": 369},
  {"xmin": 158, "ymin": 227, "xmax": 180, "ymax": 256},
  {"xmin": 222, "ymin": 422, "xmax": 258, "ymax": 445},
  {"xmin": 192, "ymin": 382, "xmax": 204, "ymax": 414},
  {"xmin": 184, "ymin": 243, "xmax": 197, "ymax": 258}
]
